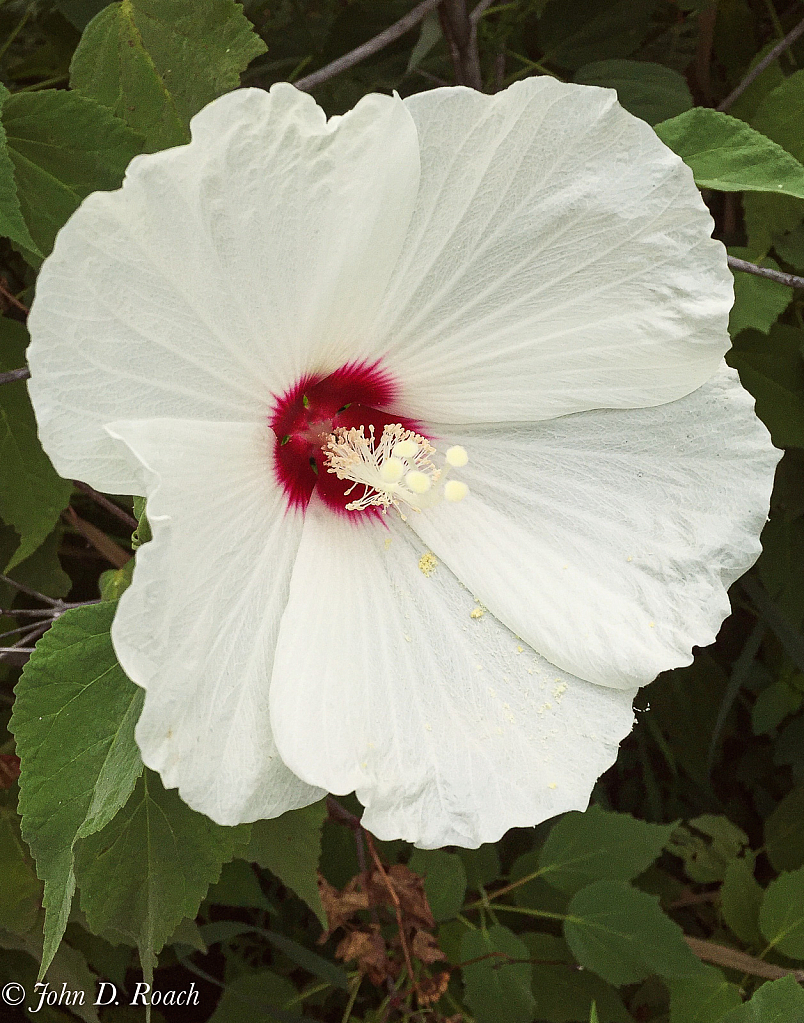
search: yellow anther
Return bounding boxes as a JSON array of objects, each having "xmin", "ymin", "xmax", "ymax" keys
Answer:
[
  {"xmin": 445, "ymin": 445, "xmax": 468, "ymax": 467},
  {"xmin": 406, "ymin": 471, "xmax": 431, "ymax": 494},
  {"xmin": 379, "ymin": 457, "xmax": 405, "ymax": 483},
  {"xmin": 393, "ymin": 439, "xmax": 419, "ymax": 459},
  {"xmin": 444, "ymin": 480, "xmax": 468, "ymax": 502}
]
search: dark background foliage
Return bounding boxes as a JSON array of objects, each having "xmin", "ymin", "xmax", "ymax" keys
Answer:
[{"xmin": 1, "ymin": 1, "xmax": 804, "ymax": 1021}]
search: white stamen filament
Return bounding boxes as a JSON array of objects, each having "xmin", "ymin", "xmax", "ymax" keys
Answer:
[{"xmin": 324, "ymin": 423, "xmax": 470, "ymax": 515}]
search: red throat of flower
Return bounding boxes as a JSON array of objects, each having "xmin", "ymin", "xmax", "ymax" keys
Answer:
[{"xmin": 269, "ymin": 360, "xmax": 423, "ymax": 515}]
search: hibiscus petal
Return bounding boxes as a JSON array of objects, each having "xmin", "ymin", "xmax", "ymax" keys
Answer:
[
  {"xmin": 27, "ymin": 84, "xmax": 419, "ymax": 493},
  {"xmin": 107, "ymin": 418, "xmax": 323, "ymax": 825},
  {"xmin": 369, "ymin": 78, "xmax": 731, "ymax": 423},
  {"xmin": 408, "ymin": 365, "xmax": 779, "ymax": 690},
  {"xmin": 270, "ymin": 498, "xmax": 636, "ymax": 849}
]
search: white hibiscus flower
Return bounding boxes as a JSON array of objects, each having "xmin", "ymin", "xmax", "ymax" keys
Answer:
[{"xmin": 26, "ymin": 79, "xmax": 778, "ymax": 849}]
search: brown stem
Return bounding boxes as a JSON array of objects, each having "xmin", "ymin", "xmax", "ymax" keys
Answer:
[
  {"xmin": 365, "ymin": 833, "xmax": 421, "ymax": 1003},
  {"xmin": 719, "ymin": 13, "xmax": 804, "ymax": 111},
  {"xmin": 64, "ymin": 507, "xmax": 132, "ymax": 568},
  {"xmin": 728, "ymin": 254, "xmax": 804, "ymax": 288},
  {"xmin": 293, "ymin": 0, "xmax": 443, "ymax": 92},
  {"xmin": 72, "ymin": 480, "xmax": 138, "ymax": 530},
  {"xmin": 0, "ymin": 280, "xmax": 28, "ymax": 314},
  {"xmin": 695, "ymin": 7, "xmax": 717, "ymax": 105},
  {"xmin": 0, "ymin": 366, "xmax": 30, "ymax": 385},
  {"xmin": 684, "ymin": 936, "xmax": 804, "ymax": 982},
  {"xmin": 440, "ymin": 0, "xmax": 483, "ymax": 89}
]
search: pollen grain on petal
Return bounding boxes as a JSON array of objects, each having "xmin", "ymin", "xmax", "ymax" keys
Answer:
[{"xmin": 418, "ymin": 551, "xmax": 438, "ymax": 577}]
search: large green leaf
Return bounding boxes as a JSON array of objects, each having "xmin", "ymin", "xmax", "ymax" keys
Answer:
[
  {"xmin": 722, "ymin": 976, "xmax": 804, "ymax": 1022},
  {"xmin": 9, "ymin": 601, "xmax": 144, "ymax": 975},
  {"xmin": 539, "ymin": 0, "xmax": 658, "ymax": 71},
  {"xmin": 206, "ymin": 970, "xmax": 306, "ymax": 1023},
  {"xmin": 751, "ymin": 69, "xmax": 804, "ymax": 164},
  {"xmin": 720, "ymin": 854, "xmax": 764, "ymax": 947},
  {"xmin": 75, "ymin": 769, "xmax": 243, "ymax": 972},
  {"xmin": 0, "ymin": 317, "xmax": 72, "ymax": 570},
  {"xmin": 726, "ymin": 325, "xmax": 804, "ymax": 449},
  {"xmin": 564, "ymin": 881, "xmax": 705, "ymax": 986},
  {"xmin": 574, "ymin": 60, "xmax": 691, "ymax": 125},
  {"xmin": 758, "ymin": 866, "xmax": 804, "ymax": 958},
  {"xmin": 669, "ymin": 966, "xmax": 742, "ymax": 1023},
  {"xmin": 408, "ymin": 848, "xmax": 467, "ymax": 923},
  {"xmin": 538, "ymin": 806, "xmax": 677, "ymax": 894},
  {"xmin": 655, "ymin": 109, "xmax": 804, "ymax": 197},
  {"xmin": 765, "ymin": 786, "xmax": 804, "ymax": 872},
  {"xmin": 0, "ymin": 85, "xmax": 40, "ymax": 255},
  {"xmin": 1, "ymin": 89, "xmax": 142, "ymax": 263},
  {"xmin": 460, "ymin": 924, "xmax": 536, "ymax": 1023},
  {"xmin": 245, "ymin": 801, "xmax": 327, "ymax": 928},
  {"xmin": 70, "ymin": 0, "xmax": 266, "ymax": 153},
  {"xmin": 0, "ymin": 800, "xmax": 42, "ymax": 934}
]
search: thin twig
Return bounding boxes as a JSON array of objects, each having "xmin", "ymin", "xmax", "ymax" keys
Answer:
[
  {"xmin": 728, "ymin": 255, "xmax": 804, "ymax": 288},
  {"xmin": 64, "ymin": 507, "xmax": 132, "ymax": 568},
  {"xmin": 72, "ymin": 480, "xmax": 138, "ymax": 530},
  {"xmin": 0, "ymin": 574, "xmax": 61, "ymax": 607},
  {"xmin": 0, "ymin": 280, "xmax": 28, "ymax": 314},
  {"xmin": 364, "ymin": 833, "xmax": 420, "ymax": 1003},
  {"xmin": 469, "ymin": 0, "xmax": 497, "ymax": 23},
  {"xmin": 0, "ymin": 367, "xmax": 30, "ymax": 385},
  {"xmin": 718, "ymin": 14, "xmax": 804, "ymax": 111},
  {"xmin": 684, "ymin": 935, "xmax": 804, "ymax": 982},
  {"xmin": 440, "ymin": 0, "xmax": 483, "ymax": 88},
  {"xmin": 293, "ymin": 0, "xmax": 443, "ymax": 92}
]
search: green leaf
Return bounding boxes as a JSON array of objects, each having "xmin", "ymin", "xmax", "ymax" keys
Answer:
[
  {"xmin": 539, "ymin": 0, "xmax": 657, "ymax": 71},
  {"xmin": 70, "ymin": 0, "xmax": 266, "ymax": 153},
  {"xmin": 728, "ymin": 251, "xmax": 791, "ymax": 338},
  {"xmin": 408, "ymin": 848, "xmax": 467, "ymax": 923},
  {"xmin": 758, "ymin": 866, "xmax": 804, "ymax": 958},
  {"xmin": 74, "ymin": 768, "xmax": 241, "ymax": 972},
  {"xmin": 654, "ymin": 109, "xmax": 804, "ymax": 197},
  {"xmin": 245, "ymin": 801, "xmax": 327, "ymax": 928},
  {"xmin": 56, "ymin": 0, "xmax": 115, "ymax": 32},
  {"xmin": 0, "ymin": 85, "xmax": 40, "ymax": 255},
  {"xmin": 0, "ymin": 802, "xmax": 42, "ymax": 934},
  {"xmin": 765, "ymin": 786, "xmax": 804, "ymax": 872},
  {"xmin": 457, "ymin": 844, "xmax": 501, "ymax": 890},
  {"xmin": 205, "ymin": 858, "xmax": 272, "ymax": 911},
  {"xmin": 751, "ymin": 678, "xmax": 802, "ymax": 734},
  {"xmin": 206, "ymin": 970, "xmax": 306, "ymax": 1023},
  {"xmin": 669, "ymin": 965, "xmax": 743, "ymax": 1023},
  {"xmin": 722, "ymin": 976, "xmax": 804, "ymax": 1022},
  {"xmin": 667, "ymin": 816, "xmax": 749, "ymax": 884},
  {"xmin": 200, "ymin": 920, "xmax": 349, "ymax": 990},
  {"xmin": 528, "ymin": 958, "xmax": 631, "ymax": 1022},
  {"xmin": 726, "ymin": 325, "xmax": 804, "ymax": 449},
  {"xmin": 99, "ymin": 559, "xmax": 135, "ymax": 602},
  {"xmin": 564, "ymin": 881, "xmax": 705, "ymax": 986},
  {"xmin": 1, "ymin": 89, "xmax": 142, "ymax": 263},
  {"xmin": 407, "ymin": 11, "xmax": 441, "ymax": 72},
  {"xmin": 9, "ymin": 601, "xmax": 144, "ymax": 975},
  {"xmin": 726, "ymin": 42, "xmax": 785, "ymax": 125},
  {"xmin": 460, "ymin": 924, "xmax": 536, "ymax": 1023},
  {"xmin": 752, "ymin": 70, "xmax": 804, "ymax": 164},
  {"xmin": 574, "ymin": 60, "xmax": 692, "ymax": 125},
  {"xmin": 539, "ymin": 806, "xmax": 677, "ymax": 894},
  {"xmin": 131, "ymin": 495, "xmax": 152, "ymax": 550},
  {"xmin": 0, "ymin": 317, "xmax": 72, "ymax": 570},
  {"xmin": 720, "ymin": 854, "xmax": 764, "ymax": 947}
]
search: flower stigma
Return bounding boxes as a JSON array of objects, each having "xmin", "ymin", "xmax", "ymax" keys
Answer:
[{"xmin": 324, "ymin": 423, "xmax": 469, "ymax": 516}]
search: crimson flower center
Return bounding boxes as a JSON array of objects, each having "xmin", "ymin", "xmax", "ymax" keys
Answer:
[{"xmin": 269, "ymin": 360, "xmax": 423, "ymax": 515}]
